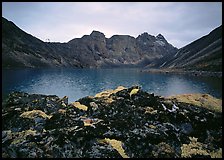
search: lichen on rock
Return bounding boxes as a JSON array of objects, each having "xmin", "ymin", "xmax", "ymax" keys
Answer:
[
  {"xmin": 166, "ymin": 93, "xmax": 222, "ymax": 112},
  {"xmin": 2, "ymin": 87, "xmax": 222, "ymax": 158},
  {"xmin": 104, "ymin": 138, "xmax": 129, "ymax": 158},
  {"xmin": 20, "ymin": 110, "xmax": 52, "ymax": 119},
  {"xmin": 71, "ymin": 102, "xmax": 88, "ymax": 111}
]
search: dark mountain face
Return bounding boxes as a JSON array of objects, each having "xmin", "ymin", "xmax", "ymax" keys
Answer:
[
  {"xmin": 2, "ymin": 17, "xmax": 221, "ymax": 71},
  {"xmin": 2, "ymin": 17, "xmax": 178, "ymax": 68},
  {"xmin": 157, "ymin": 25, "xmax": 222, "ymax": 72}
]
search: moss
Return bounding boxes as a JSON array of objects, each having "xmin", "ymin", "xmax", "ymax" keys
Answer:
[
  {"xmin": 83, "ymin": 118, "xmax": 94, "ymax": 127},
  {"xmin": 71, "ymin": 102, "xmax": 88, "ymax": 111},
  {"xmin": 105, "ymin": 97, "xmax": 115, "ymax": 104},
  {"xmin": 153, "ymin": 142, "xmax": 175, "ymax": 157},
  {"xmin": 129, "ymin": 88, "xmax": 139, "ymax": 97},
  {"xmin": 58, "ymin": 109, "xmax": 66, "ymax": 114},
  {"xmin": 94, "ymin": 86, "xmax": 126, "ymax": 104},
  {"xmin": 148, "ymin": 125, "xmax": 157, "ymax": 129},
  {"xmin": 144, "ymin": 107, "xmax": 158, "ymax": 114},
  {"xmin": 166, "ymin": 93, "xmax": 222, "ymax": 112},
  {"xmin": 32, "ymin": 99, "xmax": 38, "ymax": 103},
  {"xmin": 104, "ymin": 138, "xmax": 129, "ymax": 158},
  {"xmin": 97, "ymin": 139, "xmax": 108, "ymax": 145},
  {"xmin": 20, "ymin": 110, "xmax": 52, "ymax": 119},
  {"xmin": 181, "ymin": 137, "xmax": 210, "ymax": 158},
  {"xmin": 95, "ymin": 86, "xmax": 126, "ymax": 98},
  {"xmin": 210, "ymin": 148, "xmax": 222, "ymax": 158},
  {"xmin": 11, "ymin": 129, "xmax": 36, "ymax": 145},
  {"xmin": 83, "ymin": 118, "xmax": 103, "ymax": 128}
]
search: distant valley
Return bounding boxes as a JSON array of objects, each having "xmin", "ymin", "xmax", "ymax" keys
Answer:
[{"xmin": 2, "ymin": 17, "xmax": 222, "ymax": 72}]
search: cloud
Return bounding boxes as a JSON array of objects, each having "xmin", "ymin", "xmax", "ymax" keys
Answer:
[{"xmin": 2, "ymin": 2, "xmax": 222, "ymax": 48}]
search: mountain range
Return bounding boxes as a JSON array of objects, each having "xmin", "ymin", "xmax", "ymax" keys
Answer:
[{"xmin": 2, "ymin": 17, "xmax": 222, "ymax": 72}]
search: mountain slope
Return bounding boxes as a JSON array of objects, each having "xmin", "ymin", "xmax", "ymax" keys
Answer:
[
  {"xmin": 157, "ymin": 25, "xmax": 222, "ymax": 72},
  {"xmin": 2, "ymin": 17, "xmax": 85, "ymax": 68},
  {"xmin": 2, "ymin": 17, "xmax": 177, "ymax": 68}
]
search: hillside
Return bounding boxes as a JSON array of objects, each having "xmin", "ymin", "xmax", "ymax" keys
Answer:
[{"xmin": 153, "ymin": 25, "xmax": 222, "ymax": 72}]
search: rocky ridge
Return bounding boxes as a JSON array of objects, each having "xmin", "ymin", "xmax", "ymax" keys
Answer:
[
  {"xmin": 2, "ymin": 86, "xmax": 222, "ymax": 158},
  {"xmin": 2, "ymin": 17, "xmax": 177, "ymax": 68},
  {"xmin": 2, "ymin": 17, "xmax": 222, "ymax": 73}
]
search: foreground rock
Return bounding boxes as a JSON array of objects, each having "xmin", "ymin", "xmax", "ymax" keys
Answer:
[{"xmin": 2, "ymin": 86, "xmax": 222, "ymax": 158}]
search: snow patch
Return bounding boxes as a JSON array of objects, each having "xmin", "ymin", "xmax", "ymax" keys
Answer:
[
  {"xmin": 161, "ymin": 103, "xmax": 179, "ymax": 112},
  {"xmin": 160, "ymin": 61, "xmax": 167, "ymax": 67},
  {"xmin": 174, "ymin": 51, "xmax": 180, "ymax": 57},
  {"xmin": 155, "ymin": 40, "xmax": 165, "ymax": 46},
  {"xmin": 161, "ymin": 103, "xmax": 167, "ymax": 111}
]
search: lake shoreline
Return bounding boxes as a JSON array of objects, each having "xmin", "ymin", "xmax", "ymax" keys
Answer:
[{"xmin": 141, "ymin": 68, "xmax": 222, "ymax": 78}]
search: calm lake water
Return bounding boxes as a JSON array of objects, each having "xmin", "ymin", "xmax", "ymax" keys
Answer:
[{"xmin": 2, "ymin": 68, "xmax": 222, "ymax": 103}]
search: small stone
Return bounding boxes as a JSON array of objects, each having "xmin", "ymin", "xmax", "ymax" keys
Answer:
[
  {"xmin": 14, "ymin": 108, "xmax": 22, "ymax": 111},
  {"xmin": 90, "ymin": 102, "xmax": 98, "ymax": 111},
  {"xmin": 180, "ymin": 123, "xmax": 193, "ymax": 135}
]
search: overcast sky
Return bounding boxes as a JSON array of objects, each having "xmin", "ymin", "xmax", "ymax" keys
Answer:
[{"xmin": 2, "ymin": 2, "xmax": 222, "ymax": 48}]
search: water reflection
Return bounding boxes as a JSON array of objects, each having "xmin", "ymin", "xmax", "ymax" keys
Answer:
[{"xmin": 2, "ymin": 68, "xmax": 222, "ymax": 102}]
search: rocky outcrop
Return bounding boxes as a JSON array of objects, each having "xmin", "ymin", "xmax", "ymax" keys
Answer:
[
  {"xmin": 2, "ymin": 17, "xmax": 177, "ymax": 68},
  {"xmin": 2, "ymin": 86, "xmax": 222, "ymax": 158}
]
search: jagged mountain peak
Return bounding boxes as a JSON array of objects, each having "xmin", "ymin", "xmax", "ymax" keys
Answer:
[
  {"xmin": 137, "ymin": 32, "xmax": 155, "ymax": 39},
  {"xmin": 1, "ymin": 17, "xmax": 179, "ymax": 69},
  {"xmin": 156, "ymin": 34, "xmax": 167, "ymax": 42},
  {"xmin": 90, "ymin": 30, "xmax": 105, "ymax": 38}
]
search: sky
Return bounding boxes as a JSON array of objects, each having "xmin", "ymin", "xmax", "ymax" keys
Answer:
[{"xmin": 2, "ymin": 2, "xmax": 222, "ymax": 48}]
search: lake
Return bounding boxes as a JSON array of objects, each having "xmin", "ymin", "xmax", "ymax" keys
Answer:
[{"xmin": 2, "ymin": 68, "xmax": 222, "ymax": 103}]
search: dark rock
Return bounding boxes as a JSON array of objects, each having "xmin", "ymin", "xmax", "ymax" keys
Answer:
[
  {"xmin": 191, "ymin": 154, "xmax": 211, "ymax": 158},
  {"xmin": 179, "ymin": 123, "xmax": 193, "ymax": 135},
  {"xmin": 2, "ymin": 86, "xmax": 222, "ymax": 158}
]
